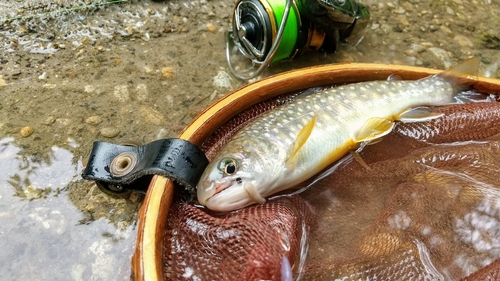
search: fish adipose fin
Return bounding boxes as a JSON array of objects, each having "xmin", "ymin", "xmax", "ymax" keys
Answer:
[
  {"xmin": 396, "ymin": 107, "xmax": 444, "ymax": 123},
  {"xmin": 286, "ymin": 114, "xmax": 317, "ymax": 168},
  {"xmin": 354, "ymin": 117, "xmax": 394, "ymax": 143},
  {"xmin": 436, "ymin": 56, "xmax": 480, "ymax": 91}
]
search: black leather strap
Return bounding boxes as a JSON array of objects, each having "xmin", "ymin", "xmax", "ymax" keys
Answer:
[{"xmin": 81, "ymin": 138, "xmax": 208, "ymax": 195}]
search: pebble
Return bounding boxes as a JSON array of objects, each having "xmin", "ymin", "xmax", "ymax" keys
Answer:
[
  {"xmin": 43, "ymin": 116, "xmax": 56, "ymax": 125},
  {"xmin": 162, "ymin": 67, "xmax": 175, "ymax": 79},
  {"xmin": 398, "ymin": 16, "xmax": 410, "ymax": 27},
  {"xmin": 392, "ymin": 7, "xmax": 406, "ymax": 14},
  {"xmin": 100, "ymin": 127, "xmax": 120, "ymax": 138},
  {"xmin": 113, "ymin": 85, "xmax": 130, "ymax": 102},
  {"xmin": 56, "ymin": 118, "xmax": 71, "ymax": 126},
  {"xmin": 213, "ymin": 70, "xmax": 232, "ymax": 89},
  {"xmin": 206, "ymin": 23, "xmax": 217, "ymax": 33},
  {"xmin": 86, "ymin": 116, "xmax": 103, "ymax": 126},
  {"xmin": 136, "ymin": 84, "xmax": 148, "ymax": 101},
  {"xmin": 20, "ymin": 126, "xmax": 34, "ymax": 137},
  {"xmin": 429, "ymin": 25, "xmax": 439, "ymax": 32},
  {"xmin": 0, "ymin": 75, "xmax": 6, "ymax": 87},
  {"xmin": 85, "ymin": 204, "xmax": 95, "ymax": 212},
  {"xmin": 453, "ymin": 35, "xmax": 474, "ymax": 48},
  {"xmin": 410, "ymin": 43, "xmax": 426, "ymax": 53},
  {"xmin": 428, "ymin": 47, "xmax": 453, "ymax": 68},
  {"xmin": 38, "ymin": 72, "xmax": 47, "ymax": 80},
  {"xmin": 439, "ymin": 25, "xmax": 453, "ymax": 34},
  {"xmin": 140, "ymin": 106, "xmax": 165, "ymax": 125},
  {"xmin": 380, "ymin": 24, "xmax": 392, "ymax": 35},
  {"xmin": 84, "ymin": 85, "xmax": 96, "ymax": 93}
]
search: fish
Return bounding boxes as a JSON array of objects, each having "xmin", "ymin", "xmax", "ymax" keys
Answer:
[{"xmin": 197, "ymin": 58, "xmax": 480, "ymax": 212}]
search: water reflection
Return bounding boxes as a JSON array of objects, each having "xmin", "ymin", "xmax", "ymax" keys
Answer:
[{"xmin": 0, "ymin": 137, "xmax": 136, "ymax": 280}]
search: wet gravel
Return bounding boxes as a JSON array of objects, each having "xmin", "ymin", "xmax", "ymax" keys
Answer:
[{"xmin": 0, "ymin": 0, "xmax": 499, "ymax": 280}]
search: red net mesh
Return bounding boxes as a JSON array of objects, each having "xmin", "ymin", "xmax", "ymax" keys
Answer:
[{"xmin": 163, "ymin": 93, "xmax": 500, "ymax": 280}]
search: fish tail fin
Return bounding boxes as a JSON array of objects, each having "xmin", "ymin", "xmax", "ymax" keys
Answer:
[{"xmin": 437, "ymin": 57, "xmax": 480, "ymax": 91}]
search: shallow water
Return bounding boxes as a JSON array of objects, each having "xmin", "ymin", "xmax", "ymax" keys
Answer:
[{"xmin": 0, "ymin": 0, "xmax": 500, "ymax": 280}]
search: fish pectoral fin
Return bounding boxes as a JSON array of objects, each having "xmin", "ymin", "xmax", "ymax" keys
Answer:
[
  {"xmin": 396, "ymin": 107, "xmax": 444, "ymax": 123},
  {"xmin": 285, "ymin": 114, "xmax": 317, "ymax": 168},
  {"xmin": 350, "ymin": 150, "xmax": 371, "ymax": 170},
  {"xmin": 354, "ymin": 117, "xmax": 394, "ymax": 143},
  {"xmin": 243, "ymin": 182, "xmax": 266, "ymax": 204}
]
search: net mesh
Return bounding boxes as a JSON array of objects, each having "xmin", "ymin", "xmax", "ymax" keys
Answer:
[{"xmin": 163, "ymin": 95, "xmax": 500, "ymax": 280}]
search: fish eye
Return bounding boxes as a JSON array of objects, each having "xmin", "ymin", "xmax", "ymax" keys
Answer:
[{"xmin": 218, "ymin": 158, "xmax": 238, "ymax": 175}]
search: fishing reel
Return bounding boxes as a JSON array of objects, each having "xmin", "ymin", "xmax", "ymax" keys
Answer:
[{"xmin": 226, "ymin": 0, "xmax": 370, "ymax": 80}]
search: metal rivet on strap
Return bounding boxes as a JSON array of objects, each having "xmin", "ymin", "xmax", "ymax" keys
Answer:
[{"xmin": 110, "ymin": 151, "xmax": 138, "ymax": 177}]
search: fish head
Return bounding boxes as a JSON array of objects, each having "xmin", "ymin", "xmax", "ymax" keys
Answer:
[{"xmin": 197, "ymin": 138, "xmax": 283, "ymax": 212}]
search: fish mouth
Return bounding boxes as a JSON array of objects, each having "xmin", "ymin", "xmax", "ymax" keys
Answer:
[
  {"xmin": 197, "ymin": 180, "xmax": 232, "ymax": 206},
  {"xmin": 203, "ymin": 186, "xmax": 254, "ymax": 212}
]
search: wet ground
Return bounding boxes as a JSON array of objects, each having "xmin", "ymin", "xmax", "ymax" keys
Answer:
[{"xmin": 0, "ymin": 0, "xmax": 499, "ymax": 280}]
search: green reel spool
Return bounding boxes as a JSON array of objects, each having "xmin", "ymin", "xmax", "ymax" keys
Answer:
[
  {"xmin": 264, "ymin": 0, "xmax": 301, "ymax": 62},
  {"xmin": 227, "ymin": 0, "xmax": 302, "ymax": 80},
  {"xmin": 226, "ymin": 0, "xmax": 370, "ymax": 80}
]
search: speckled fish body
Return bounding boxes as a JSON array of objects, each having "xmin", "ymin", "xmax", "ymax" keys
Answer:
[{"xmin": 197, "ymin": 58, "xmax": 479, "ymax": 212}]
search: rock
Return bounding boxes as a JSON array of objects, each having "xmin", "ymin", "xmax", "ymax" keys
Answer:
[
  {"xmin": 100, "ymin": 127, "xmax": 120, "ymax": 138},
  {"xmin": 43, "ymin": 116, "xmax": 56, "ymax": 125},
  {"xmin": 0, "ymin": 75, "xmax": 6, "ymax": 87},
  {"xmin": 398, "ymin": 16, "xmax": 410, "ymax": 27},
  {"xmin": 213, "ymin": 71, "xmax": 232, "ymax": 89},
  {"xmin": 392, "ymin": 7, "xmax": 406, "ymax": 14},
  {"xmin": 140, "ymin": 106, "xmax": 165, "ymax": 125},
  {"xmin": 206, "ymin": 23, "xmax": 217, "ymax": 33},
  {"xmin": 85, "ymin": 116, "xmax": 103, "ymax": 126},
  {"xmin": 136, "ymin": 84, "xmax": 148, "ymax": 101},
  {"xmin": 56, "ymin": 118, "xmax": 71, "ymax": 126},
  {"xmin": 439, "ymin": 25, "xmax": 452, "ymax": 34},
  {"xmin": 20, "ymin": 126, "xmax": 34, "ymax": 137},
  {"xmin": 410, "ymin": 43, "xmax": 426, "ymax": 53},
  {"xmin": 162, "ymin": 67, "xmax": 175, "ymax": 79},
  {"xmin": 429, "ymin": 25, "xmax": 439, "ymax": 32},
  {"xmin": 453, "ymin": 35, "xmax": 474, "ymax": 48},
  {"xmin": 113, "ymin": 85, "xmax": 129, "ymax": 102},
  {"xmin": 38, "ymin": 72, "xmax": 47, "ymax": 80},
  {"xmin": 428, "ymin": 47, "xmax": 453, "ymax": 68},
  {"xmin": 84, "ymin": 85, "xmax": 96, "ymax": 93}
]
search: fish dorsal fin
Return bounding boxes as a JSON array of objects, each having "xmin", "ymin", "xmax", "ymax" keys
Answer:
[
  {"xmin": 354, "ymin": 117, "xmax": 394, "ymax": 143},
  {"xmin": 437, "ymin": 57, "xmax": 480, "ymax": 91},
  {"xmin": 286, "ymin": 114, "xmax": 317, "ymax": 167},
  {"xmin": 396, "ymin": 107, "xmax": 444, "ymax": 123}
]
